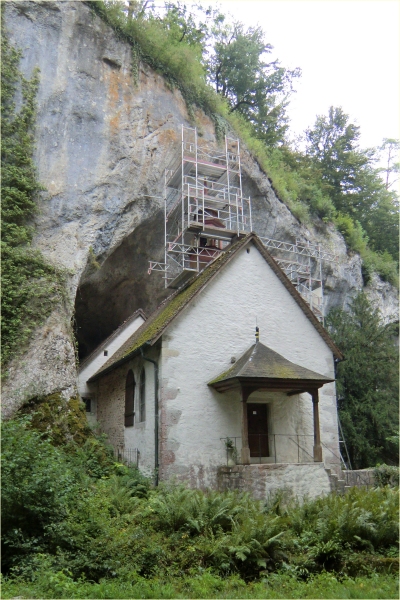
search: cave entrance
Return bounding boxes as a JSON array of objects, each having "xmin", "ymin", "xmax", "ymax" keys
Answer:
[{"xmin": 74, "ymin": 213, "xmax": 168, "ymax": 361}]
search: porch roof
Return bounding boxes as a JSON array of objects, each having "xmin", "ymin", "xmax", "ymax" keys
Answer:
[{"xmin": 208, "ymin": 342, "xmax": 334, "ymax": 394}]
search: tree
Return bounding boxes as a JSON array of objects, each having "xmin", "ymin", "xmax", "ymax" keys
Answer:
[
  {"xmin": 207, "ymin": 21, "xmax": 300, "ymax": 146},
  {"xmin": 326, "ymin": 294, "xmax": 399, "ymax": 469},
  {"xmin": 1, "ymin": 418, "xmax": 78, "ymax": 572},
  {"xmin": 127, "ymin": 0, "xmax": 152, "ymax": 21},
  {"xmin": 159, "ymin": 2, "xmax": 222, "ymax": 50},
  {"xmin": 306, "ymin": 107, "xmax": 399, "ymax": 260},
  {"xmin": 305, "ymin": 107, "xmax": 371, "ymax": 212},
  {"xmin": 379, "ymin": 138, "xmax": 399, "ymax": 190}
]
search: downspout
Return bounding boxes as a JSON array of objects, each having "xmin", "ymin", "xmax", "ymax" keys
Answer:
[{"xmin": 140, "ymin": 346, "xmax": 159, "ymax": 486}]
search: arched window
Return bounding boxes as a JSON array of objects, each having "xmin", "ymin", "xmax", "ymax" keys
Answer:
[
  {"xmin": 125, "ymin": 370, "xmax": 135, "ymax": 427},
  {"xmin": 139, "ymin": 368, "xmax": 146, "ymax": 422}
]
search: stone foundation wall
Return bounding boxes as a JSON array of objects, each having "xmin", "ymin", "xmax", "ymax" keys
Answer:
[
  {"xmin": 217, "ymin": 463, "xmax": 332, "ymax": 500},
  {"xmin": 343, "ymin": 469, "xmax": 375, "ymax": 488},
  {"xmin": 95, "ymin": 364, "xmax": 126, "ymax": 448}
]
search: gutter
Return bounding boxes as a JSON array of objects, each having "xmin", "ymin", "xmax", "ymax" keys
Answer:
[{"xmin": 140, "ymin": 345, "xmax": 159, "ymax": 486}]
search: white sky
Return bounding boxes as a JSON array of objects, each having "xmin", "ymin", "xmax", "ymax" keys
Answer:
[{"xmin": 207, "ymin": 0, "xmax": 400, "ymax": 151}]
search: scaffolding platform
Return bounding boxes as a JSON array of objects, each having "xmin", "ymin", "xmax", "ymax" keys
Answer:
[
  {"xmin": 261, "ymin": 237, "xmax": 338, "ymax": 323},
  {"xmin": 149, "ymin": 125, "xmax": 337, "ymax": 323},
  {"xmin": 187, "ymin": 222, "xmax": 239, "ymax": 238},
  {"xmin": 149, "ymin": 125, "xmax": 252, "ymax": 289}
]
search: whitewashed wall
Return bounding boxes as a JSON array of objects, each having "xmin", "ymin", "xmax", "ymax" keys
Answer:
[
  {"xmin": 78, "ymin": 313, "xmax": 144, "ymax": 424},
  {"xmin": 78, "ymin": 313, "xmax": 145, "ymax": 396},
  {"xmin": 123, "ymin": 348, "xmax": 158, "ymax": 477},
  {"xmin": 159, "ymin": 241, "xmax": 340, "ymax": 490}
]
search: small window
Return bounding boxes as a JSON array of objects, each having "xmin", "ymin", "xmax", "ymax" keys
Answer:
[
  {"xmin": 104, "ymin": 350, "xmax": 108, "ymax": 356},
  {"xmin": 125, "ymin": 370, "xmax": 135, "ymax": 427},
  {"xmin": 139, "ymin": 368, "xmax": 146, "ymax": 422},
  {"xmin": 83, "ymin": 398, "xmax": 91, "ymax": 413}
]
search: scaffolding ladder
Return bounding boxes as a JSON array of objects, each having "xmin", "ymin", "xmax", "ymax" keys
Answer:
[{"xmin": 149, "ymin": 125, "xmax": 252, "ymax": 288}]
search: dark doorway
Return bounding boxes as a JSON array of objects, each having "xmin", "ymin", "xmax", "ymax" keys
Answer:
[{"xmin": 247, "ymin": 403, "xmax": 269, "ymax": 457}]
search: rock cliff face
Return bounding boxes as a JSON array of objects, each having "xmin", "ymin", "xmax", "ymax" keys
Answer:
[{"xmin": 2, "ymin": 0, "xmax": 397, "ymax": 416}]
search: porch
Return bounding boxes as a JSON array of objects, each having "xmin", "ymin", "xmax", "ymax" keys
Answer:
[
  {"xmin": 220, "ymin": 433, "xmax": 315, "ymax": 465},
  {"xmin": 209, "ymin": 340, "xmax": 335, "ymax": 468}
]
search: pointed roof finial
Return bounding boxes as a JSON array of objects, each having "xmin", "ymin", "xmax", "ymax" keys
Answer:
[{"xmin": 255, "ymin": 326, "xmax": 260, "ymax": 343}]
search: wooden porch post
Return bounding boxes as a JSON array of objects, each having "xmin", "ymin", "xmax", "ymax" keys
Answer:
[
  {"xmin": 241, "ymin": 386, "xmax": 251, "ymax": 465},
  {"xmin": 311, "ymin": 389, "xmax": 323, "ymax": 462}
]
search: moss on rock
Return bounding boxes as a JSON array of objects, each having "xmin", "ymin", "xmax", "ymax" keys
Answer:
[{"xmin": 19, "ymin": 392, "xmax": 92, "ymax": 446}]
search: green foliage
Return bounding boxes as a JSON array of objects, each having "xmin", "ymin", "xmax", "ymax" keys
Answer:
[
  {"xmin": 326, "ymin": 293, "xmax": 399, "ymax": 468},
  {"xmin": 71, "ymin": 436, "xmax": 116, "ymax": 478},
  {"xmin": 0, "ymin": 415, "xmax": 146, "ymax": 577},
  {"xmin": 85, "ymin": 2, "xmax": 398, "ymax": 286},
  {"xmin": 373, "ymin": 464, "xmax": 399, "ymax": 488},
  {"xmin": 361, "ymin": 248, "xmax": 399, "ymax": 286},
  {"xmin": 333, "ymin": 212, "xmax": 368, "ymax": 255},
  {"xmin": 2, "ymin": 569, "xmax": 398, "ymax": 599},
  {"xmin": 19, "ymin": 393, "xmax": 92, "ymax": 446},
  {"xmin": 1, "ymin": 19, "xmax": 66, "ymax": 369},
  {"xmin": 1, "ymin": 418, "xmax": 79, "ymax": 572},
  {"xmin": 86, "ymin": 0, "xmax": 223, "ymax": 117},
  {"xmin": 208, "ymin": 20, "xmax": 300, "ymax": 146},
  {"xmin": 288, "ymin": 487, "xmax": 399, "ymax": 557},
  {"xmin": 1, "ymin": 413, "xmax": 399, "ymax": 594},
  {"xmin": 378, "ymin": 138, "xmax": 400, "ymax": 190},
  {"xmin": 306, "ymin": 107, "xmax": 399, "ymax": 264}
]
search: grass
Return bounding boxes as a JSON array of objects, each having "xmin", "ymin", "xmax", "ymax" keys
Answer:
[{"xmin": 1, "ymin": 571, "xmax": 398, "ymax": 599}]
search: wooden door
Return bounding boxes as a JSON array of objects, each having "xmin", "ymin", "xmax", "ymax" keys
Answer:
[{"xmin": 247, "ymin": 403, "xmax": 269, "ymax": 457}]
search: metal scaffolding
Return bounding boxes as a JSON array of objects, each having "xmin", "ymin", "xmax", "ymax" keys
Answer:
[
  {"xmin": 149, "ymin": 125, "xmax": 252, "ymax": 288},
  {"xmin": 148, "ymin": 125, "xmax": 337, "ymax": 322},
  {"xmin": 259, "ymin": 237, "xmax": 338, "ymax": 323}
]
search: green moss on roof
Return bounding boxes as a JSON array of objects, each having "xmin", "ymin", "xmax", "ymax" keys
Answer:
[
  {"xmin": 208, "ymin": 366, "xmax": 236, "ymax": 385},
  {"xmin": 124, "ymin": 241, "xmax": 244, "ymax": 354},
  {"xmin": 272, "ymin": 364, "xmax": 302, "ymax": 378},
  {"xmin": 90, "ymin": 236, "xmax": 251, "ymax": 379}
]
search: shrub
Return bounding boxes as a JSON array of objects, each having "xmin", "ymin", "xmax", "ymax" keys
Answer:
[
  {"xmin": 147, "ymin": 486, "xmax": 246, "ymax": 535},
  {"xmin": 373, "ymin": 464, "xmax": 399, "ymax": 488},
  {"xmin": 361, "ymin": 248, "xmax": 399, "ymax": 286},
  {"xmin": 1, "ymin": 418, "xmax": 80, "ymax": 572},
  {"xmin": 2, "ymin": 414, "xmax": 398, "ymax": 585},
  {"xmin": 287, "ymin": 486, "xmax": 399, "ymax": 572}
]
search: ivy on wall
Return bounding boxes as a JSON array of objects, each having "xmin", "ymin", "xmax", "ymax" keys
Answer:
[{"xmin": 1, "ymin": 18, "xmax": 66, "ymax": 370}]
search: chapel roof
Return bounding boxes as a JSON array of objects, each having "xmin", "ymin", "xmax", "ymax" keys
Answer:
[
  {"xmin": 208, "ymin": 341, "xmax": 334, "ymax": 388},
  {"xmin": 88, "ymin": 233, "xmax": 342, "ymax": 382}
]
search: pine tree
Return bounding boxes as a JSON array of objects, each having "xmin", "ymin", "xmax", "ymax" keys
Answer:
[{"xmin": 326, "ymin": 294, "xmax": 399, "ymax": 468}]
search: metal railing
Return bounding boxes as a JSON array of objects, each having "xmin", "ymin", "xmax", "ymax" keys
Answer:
[
  {"xmin": 113, "ymin": 447, "xmax": 140, "ymax": 467},
  {"xmin": 181, "ymin": 141, "xmax": 240, "ymax": 170},
  {"xmin": 221, "ymin": 435, "xmax": 315, "ymax": 466},
  {"xmin": 343, "ymin": 470, "xmax": 374, "ymax": 489}
]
